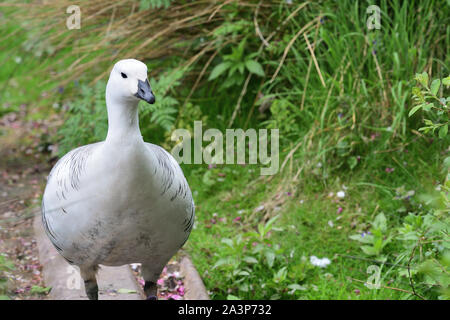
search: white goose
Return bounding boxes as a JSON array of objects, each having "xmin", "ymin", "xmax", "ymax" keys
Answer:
[{"xmin": 41, "ymin": 59, "xmax": 195, "ymax": 300}]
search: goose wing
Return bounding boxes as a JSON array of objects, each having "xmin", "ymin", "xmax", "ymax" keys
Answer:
[
  {"xmin": 41, "ymin": 142, "xmax": 101, "ymax": 261},
  {"xmin": 145, "ymin": 142, "xmax": 195, "ymax": 244}
]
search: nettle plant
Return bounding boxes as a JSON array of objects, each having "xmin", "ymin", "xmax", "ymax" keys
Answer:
[
  {"xmin": 409, "ymin": 73, "xmax": 450, "ymax": 138},
  {"xmin": 208, "ymin": 38, "xmax": 265, "ymax": 90}
]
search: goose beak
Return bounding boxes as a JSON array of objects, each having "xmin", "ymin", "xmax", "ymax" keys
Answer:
[{"xmin": 135, "ymin": 79, "xmax": 155, "ymax": 104}]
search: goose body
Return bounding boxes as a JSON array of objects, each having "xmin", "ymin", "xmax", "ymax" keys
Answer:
[{"xmin": 41, "ymin": 59, "xmax": 194, "ymax": 299}]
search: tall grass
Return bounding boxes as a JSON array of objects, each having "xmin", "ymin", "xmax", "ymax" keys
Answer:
[{"xmin": 3, "ymin": 0, "xmax": 448, "ymax": 198}]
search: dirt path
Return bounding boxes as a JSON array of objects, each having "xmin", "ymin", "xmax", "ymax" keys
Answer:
[{"xmin": 0, "ymin": 110, "xmax": 50, "ymax": 299}]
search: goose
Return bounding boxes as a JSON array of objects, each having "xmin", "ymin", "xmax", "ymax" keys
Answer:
[{"xmin": 41, "ymin": 59, "xmax": 195, "ymax": 300}]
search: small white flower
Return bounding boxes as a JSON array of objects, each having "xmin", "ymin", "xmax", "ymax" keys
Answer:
[
  {"xmin": 328, "ymin": 220, "xmax": 334, "ymax": 227},
  {"xmin": 337, "ymin": 191, "xmax": 345, "ymax": 198},
  {"xmin": 14, "ymin": 56, "xmax": 22, "ymax": 64},
  {"xmin": 310, "ymin": 256, "xmax": 331, "ymax": 268}
]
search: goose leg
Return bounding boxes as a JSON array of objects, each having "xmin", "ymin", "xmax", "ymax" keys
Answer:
[
  {"xmin": 80, "ymin": 265, "xmax": 99, "ymax": 300},
  {"xmin": 142, "ymin": 264, "xmax": 161, "ymax": 300},
  {"xmin": 144, "ymin": 281, "xmax": 157, "ymax": 300}
]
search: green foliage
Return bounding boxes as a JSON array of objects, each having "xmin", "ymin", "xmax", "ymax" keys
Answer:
[
  {"xmin": 210, "ymin": 216, "xmax": 314, "ymax": 299},
  {"xmin": 0, "ymin": 254, "xmax": 15, "ymax": 300},
  {"xmin": 350, "ymin": 213, "xmax": 392, "ymax": 257},
  {"xmin": 397, "ymin": 210, "xmax": 450, "ymax": 300},
  {"xmin": 349, "ymin": 205, "xmax": 449, "ymax": 299},
  {"xmin": 57, "ymin": 81, "xmax": 108, "ymax": 156},
  {"xmin": 404, "ymin": 71, "xmax": 450, "ymax": 299},
  {"xmin": 141, "ymin": 69, "xmax": 186, "ymax": 133},
  {"xmin": 30, "ymin": 285, "xmax": 51, "ymax": 295},
  {"xmin": 410, "ymin": 73, "xmax": 449, "ymax": 137},
  {"xmin": 208, "ymin": 38, "xmax": 264, "ymax": 89},
  {"xmin": 262, "ymin": 99, "xmax": 298, "ymax": 136}
]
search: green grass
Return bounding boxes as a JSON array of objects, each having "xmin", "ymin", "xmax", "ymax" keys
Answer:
[{"xmin": 185, "ymin": 137, "xmax": 447, "ymax": 299}]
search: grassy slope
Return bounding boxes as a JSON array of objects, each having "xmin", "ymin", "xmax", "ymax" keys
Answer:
[{"xmin": 185, "ymin": 137, "xmax": 446, "ymax": 299}]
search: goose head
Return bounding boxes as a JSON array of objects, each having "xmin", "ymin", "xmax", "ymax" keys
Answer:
[{"xmin": 106, "ymin": 59, "xmax": 155, "ymax": 105}]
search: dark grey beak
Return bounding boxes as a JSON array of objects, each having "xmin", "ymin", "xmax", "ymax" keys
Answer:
[{"xmin": 135, "ymin": 79, "xmax": 155, "ymax": 104}]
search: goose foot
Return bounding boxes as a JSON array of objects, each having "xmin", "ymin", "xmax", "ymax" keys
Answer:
[
  {"xmin": 144, "ymin": 281, "xmax": 157, "ymax": 300},
  {"xmin": 84, "ymin": 280, "xmax": 98, "ymax": 300}
]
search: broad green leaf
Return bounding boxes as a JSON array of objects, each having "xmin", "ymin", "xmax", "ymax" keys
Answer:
[
  {"xmin": 264, "ymin": 215, "xmax": 280, "ymax": 232},
  {"xmin": 243, "ymin": 256, "xmax": 258, "ymax": 264},
  {"xmin": 287, "ymin": 284, "xmax": 307, "ymax": 291},
  {"xmin": 443, "ymin": 76, "xmax": 450, "ymax": 86},
  {"xmin": 245, "ymin": 60, "xmax": 265, "ymax": 77},
  {"xmin": 430, "ymin": 79, "xmax": 441, "ymax": 96},
  {"xmin": 274, "ymin": 266, "xmax": 288, "ymax": 282},
  {"xmin": 439, "ymin": 125, "xmax": 448, "ymax": 138},
  {"xmin": 349, "ymin": 234, "xmax": 373, "ymax": 244},
  {"xmin": 208, "ymin": 62, "xmax": 231, "ymax": 80},
  {"xmin": 265, "ymin": 251, "xmax": 275, "ymax": 268},
  {"xmin": 227, "ymin": 294, "xmax": 240, "ymax": 300},
  {"xmin": 408, "ymin": 104, "xmax": 423, "ymax": 117},
  {"xmin": 348, "ymin": 156, "xmax": 358, "ymax": 169},
  {"xmin": 221, "ymin": 238, "xmax": 234, "ymax": 247},
  {"xmin": 213, "ymin": 258, "xmax": 229, "ymax": 269},
  {"xmin": 373, "ymin": 213, "xmax": 387, "ymax": 232},
  {"xmin": 443, "ymin": 156, "xmax": 450, "ymax": 169},
  {"xmin": 361, "ymin": 245, "xmax": 378, "ymax": 256},
  {"xmin": 238, "ymin": 63, "xmax": 245, "ymax": 74}
]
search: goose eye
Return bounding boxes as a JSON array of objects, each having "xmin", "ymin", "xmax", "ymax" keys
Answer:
[{"xmin": 121, "ymin": 72, "xmax": 127, "ymax": 79}]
